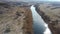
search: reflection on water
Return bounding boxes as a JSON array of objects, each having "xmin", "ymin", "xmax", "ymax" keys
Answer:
[{"xmin": 30, "ymin": 5, "xmax": 51, "ymax": 34}]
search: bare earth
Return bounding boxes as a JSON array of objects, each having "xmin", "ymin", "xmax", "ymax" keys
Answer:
[
  {"xmin": 0, "ymin": 2, "xmax": 33, "ymax": 34},
  {"xmin": 35, "ymin": 3, "xmax": 60, "ymax": 34}
]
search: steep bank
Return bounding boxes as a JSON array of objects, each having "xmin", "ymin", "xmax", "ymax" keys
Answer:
[
  {"xmin": 35, "ymin": 3, "xmax": 60, "ymax": 34},
  {"xmin": 0, "ymin": 2, "xmax": 33, "ymax": 34}
]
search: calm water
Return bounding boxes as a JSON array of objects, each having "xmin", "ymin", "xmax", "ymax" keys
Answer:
[{"xmin": 30, "ymin": 5, "xmax": 51, "ymax": 34}]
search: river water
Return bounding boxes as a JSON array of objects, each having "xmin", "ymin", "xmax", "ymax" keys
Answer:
[{"xmin": 30, "ymin": 5, "xmax": 52, "ymax": 34}]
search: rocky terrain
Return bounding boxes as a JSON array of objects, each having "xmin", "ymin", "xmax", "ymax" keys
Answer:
[
  {"xmin": 35, "ymin": 3, "xmax": 60, "ymax": 34},
  {"xmin": 0, "ymin": 2, "xmax": 33, "ymax": 34}
]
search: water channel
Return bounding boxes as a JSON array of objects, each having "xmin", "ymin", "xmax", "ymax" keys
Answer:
[{"xmin": 30, "ymin": 5, "xmax": 52, "ymax": 34}]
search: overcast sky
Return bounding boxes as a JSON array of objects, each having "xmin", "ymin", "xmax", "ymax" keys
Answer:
[{"xmin": 1, "ymin": 0, "xmax": 60, "ymax": 2}]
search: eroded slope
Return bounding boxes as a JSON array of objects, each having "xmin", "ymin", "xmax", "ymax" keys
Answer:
[
  {"xmin": 35, "ymin": 3, "xmax": 60, "ymax": 34},
  {"xmin": 0, "ymin": 2, "xmax": 33, "ymax": 34}
]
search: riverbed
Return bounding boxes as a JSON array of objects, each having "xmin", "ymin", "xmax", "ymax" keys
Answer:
[{"xmin": 30, "ymin": 5, "xmax": 51, "ymax": 34}]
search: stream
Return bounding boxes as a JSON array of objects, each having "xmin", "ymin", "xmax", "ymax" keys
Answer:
[{"xmin": 30, "ymin": 5, "xmax": 52, "ymax": 34}]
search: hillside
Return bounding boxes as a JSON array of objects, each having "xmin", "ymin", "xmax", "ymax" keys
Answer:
[
  {"xmin": 0, "ymin": 2, "xmax": 33, "ymax": 34},
  {"xmin": 35, "ymin": 3, "xmax": 60, "ymax": 34}
]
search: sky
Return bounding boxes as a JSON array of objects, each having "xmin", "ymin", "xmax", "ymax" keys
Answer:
[
  {"xmin": 1, "ymin": 0, "xmax": 60, "ymax": 2},
  {"xmin": 12, "ymin": 0, "xmax": 60, "ymax": 1}
]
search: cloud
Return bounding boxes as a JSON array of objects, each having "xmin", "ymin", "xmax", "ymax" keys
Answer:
[
  {"xmin": 0, "ymin": 0, "xmax": 41, "ymax": 2},
  {"xmin": 1, "ymin": 0, "xmax": 60, "ymax": 2}
]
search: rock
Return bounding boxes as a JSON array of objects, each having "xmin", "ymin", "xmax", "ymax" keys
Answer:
[
  {"xmin": 35, "ymin": 3, "xmax": 60, "ymax": 34},
  {"xmin": 0, "ymin": 2, "xmax": 33, "ymax": 34}
]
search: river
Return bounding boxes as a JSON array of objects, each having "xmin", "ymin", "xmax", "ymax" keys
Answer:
[{"xmin": 30, "ymin": 5, "xmax": 52, "ymax": 34}]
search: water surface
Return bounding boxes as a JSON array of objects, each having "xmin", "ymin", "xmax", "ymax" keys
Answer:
[{"xmin": 30, "ymin": 5, "xmax": 51, "ymax": 34}]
